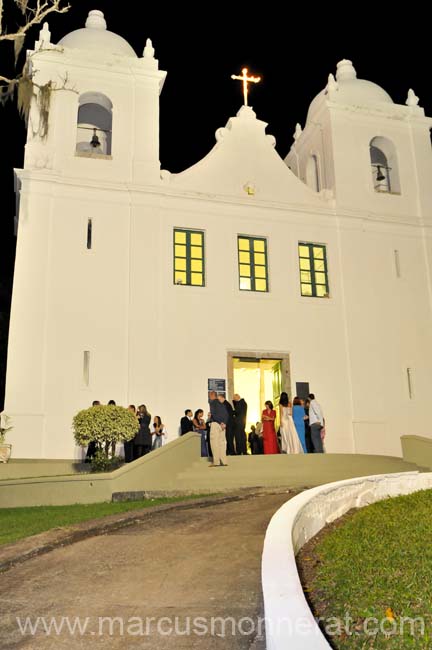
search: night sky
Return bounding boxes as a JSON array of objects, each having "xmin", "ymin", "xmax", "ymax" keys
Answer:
[{"xmin": 0, "ymin": 1, "xmax": 430, "ymax": 406}]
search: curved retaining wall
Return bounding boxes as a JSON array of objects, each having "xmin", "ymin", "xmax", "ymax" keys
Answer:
[{"xmin": 262, "ymin": 470, "xmax": 432, "ymax": 650}]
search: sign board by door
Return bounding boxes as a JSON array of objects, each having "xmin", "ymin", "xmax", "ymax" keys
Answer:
[
  {"xmin": 296, "ymin": 382, "xmax": 310, "ymax": 401},
  {"xmin": 208, "ymin": 378, "xmax": 226, "ymax": 398}
]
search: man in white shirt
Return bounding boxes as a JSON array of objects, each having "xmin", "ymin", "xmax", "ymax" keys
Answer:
[{"xmin": 308, "ymin": 393, "xmax": 324, "ymax": 453}]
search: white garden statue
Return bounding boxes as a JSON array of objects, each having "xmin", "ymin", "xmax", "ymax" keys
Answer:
[{"xmin": 0, "ymin": 414, "xmax": 13, "ymax": 463}]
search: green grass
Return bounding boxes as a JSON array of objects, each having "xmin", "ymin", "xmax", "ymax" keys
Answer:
[
  {"xmin": 311, "ymin": 489, "xmax": 432, "ymax": 649},
  {"xmin": 0, "ymin": 494, "xmax": 211, "ymax": 546}
]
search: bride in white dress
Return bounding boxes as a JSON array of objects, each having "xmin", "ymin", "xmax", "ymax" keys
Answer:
[{"xmin": 279, "ymin": 392, "xmax": 303, "ymax": 454}]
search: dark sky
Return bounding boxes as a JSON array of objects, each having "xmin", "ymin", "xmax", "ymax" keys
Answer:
[{"xmin": 0, "ymin": 1, "xmax": 431, "ymax": 404}]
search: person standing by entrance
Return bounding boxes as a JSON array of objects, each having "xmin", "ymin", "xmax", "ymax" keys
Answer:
[
  {"xmin": 134, "ymin": 404, "xmax": 152, "ymax": 459},
  {"xmin": 180, "ymin": 410, "xmax": 193, "ymax": 436},
  {"xmin": 223, "ymin": 397, "xmax": 236, "ymax": 455},
  {"xmin": 303, "ymin": 398, "xmax": 313, "ymax": 453},
  {"xmin": 233, "ymin": 393, "xmax": 247, "ymax": 455},
  {"xmin": 308, "ymin": 393, "xmax": 325, "ymax": 453},
  {"xmin": 262, "ymin": 401, "xmax": 279, "ymax": 454},
  {"xmin": 208, "ymin": 391, "xmax": 229, "ymax": 467},
  {"xmin": 85, "ymin": 400, "xmax": 101, "ymax": 462},
  {"xmin": 279, "ymin": 392, "xmax": 303, "ymax": 454},
  {"xmin": 124, "ymin": 405, "xmax": 137, "ymax": 462},
  {"xmin": 193, "ymin": 409, "xmax": 208, "ymax": 457},
  {"xmin": 292, "ymin": 396, "xmax": 307, "ymax": 453},
  {"xmin": 151, "ymin": 416, "xmax": 167, "ymax": 450}
]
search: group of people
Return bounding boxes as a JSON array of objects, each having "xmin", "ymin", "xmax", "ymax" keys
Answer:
[
  {"xmin": 85, "ymin": 391, "xmax": 325, "ymax": 465},
  {"xmin": 85, "ymin": 400, "xmax": 168, "ymax": 463},
  {"xmin": 248, "ymin": 393, "xmax": 325, "ymax": 456},
  {"xmin": 180, "ymin": 393, "xmax": 248, "ymax": 463},
  {"xmin": 185, "ymin": 391, "xmax": 325, "ymax": 467},
  {"xmin": 123, "ymin": 404, "xmax": 168, "ymax": 462}
]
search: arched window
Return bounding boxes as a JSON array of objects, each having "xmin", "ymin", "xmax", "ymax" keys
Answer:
[
  {"xmin": 306, "ymin": 154, "xmax": 321, "ymax": 192},
  {"xmin": 76, "ymin": 92, "xmax": 113, "ymax": 156},
  {"xmin": 369, "ymin": 137, "xmax": 400, "ymax": 194}
]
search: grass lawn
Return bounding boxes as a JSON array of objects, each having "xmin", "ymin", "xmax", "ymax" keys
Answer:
[
  {"xmin": 0, "ymin": 494, "xmax": 211, "ymax": 546},
  {"xmin": 297, "ymin": 488, "xmax": 432, "ymax": 649}
]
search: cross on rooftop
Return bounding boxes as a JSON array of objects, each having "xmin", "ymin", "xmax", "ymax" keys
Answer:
[{"xmin": 231, "ymin": 67, "xmax": 261, "ymax": 106}]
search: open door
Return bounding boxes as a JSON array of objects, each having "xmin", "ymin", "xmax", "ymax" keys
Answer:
[
  {"xmin": 271, "ymin": 360, "xmax": 282, "ymax": 430},
  {"xmin": 232, "ymin": 357, "xmax": 286, "ymax": 433}
]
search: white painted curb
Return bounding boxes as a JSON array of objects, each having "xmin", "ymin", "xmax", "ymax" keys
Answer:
[{"xmin": 262, "ymin": 471, "xmax": 432, "ymax": 650}]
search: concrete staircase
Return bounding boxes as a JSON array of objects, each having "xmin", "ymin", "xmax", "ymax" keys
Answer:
[
  {"xmin": 172, "ymin": 453, "xmax": 428, "ymax": 492},
  {"xmin": 2, "ymin": 432, "xmax": 429, "ymax": 507}
]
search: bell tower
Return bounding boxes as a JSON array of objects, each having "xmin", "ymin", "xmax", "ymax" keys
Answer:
[
  {"xmin": 5, "ymin": 12, "xmax": 167, "ymax": 458},
  {"xmin": 286, "ymin": 59, "xmax": 432, "ymax": 221},
  {"xmin": 23, "ymin": 9, "xmax": 166, "ymax": 184}
]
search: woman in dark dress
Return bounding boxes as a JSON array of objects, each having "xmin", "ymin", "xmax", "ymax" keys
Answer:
[
  {"xmin": 134, "ymin": 404, "xmax": 152, "ymax": 459},
  {"xmin": 124, "ymin": 404, "xmax": 137, "ymax": 462},
  {"xmin": 303, "ymin": 398, "xmax": 314, "ymax": 453}
]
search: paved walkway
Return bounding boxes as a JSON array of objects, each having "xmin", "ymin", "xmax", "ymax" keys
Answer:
[{"xmin": 0, "ymin": 491, "xmax": 293, "ymax": 649}]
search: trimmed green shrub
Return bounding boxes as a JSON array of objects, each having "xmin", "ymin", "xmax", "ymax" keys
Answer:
[
  {"xmin": 90, "ymin": 451, "xmax": 123, "ymax": 473},
  {"xmin": 73, "ymin": 405, "xmax": 139, "ymax": 459}
]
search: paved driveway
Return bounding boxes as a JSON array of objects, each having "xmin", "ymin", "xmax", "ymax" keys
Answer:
[{"xmin": 0, "ymin": 492, "xmax": 292, "ymax": 649}]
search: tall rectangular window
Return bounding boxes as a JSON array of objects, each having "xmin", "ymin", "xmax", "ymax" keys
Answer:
[
  {"xmin": 238, "ymin": 236, "xmax": 268, "ymax": 292},
  {"xmin": 173, "ymin": 229, "xmax": 205, "ymax": 286},
  {"xmin": 394, "ymin": 249, "xmax": 401, "ymax": 278},
  {"xmin": 83, "ymin": 351, "xmax": 90, "ymax": 386},
  {"xmin": 87, "ymin": 219, "xmax": 92, "ymax": 250},
  {"xmin": 298, "ymin": 242, "xmax": 329, "ymax": 297},
  {"xmin": 406, "ymin": 367, "xmax": 413, "ymax": 399}
]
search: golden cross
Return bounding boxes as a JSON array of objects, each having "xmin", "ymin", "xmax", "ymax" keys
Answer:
[{"xmin": 231, "ymin": 67, "xmax": 261, "ymax": 106}]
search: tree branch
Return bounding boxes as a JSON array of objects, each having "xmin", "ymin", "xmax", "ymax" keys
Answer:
[
  {"xmin": 0, "ymin": 0, "xmax": 69, "ymax": 42},
  {"xmin": 0, "ymin": 75, "xmax": 17, "ymax": 84}
]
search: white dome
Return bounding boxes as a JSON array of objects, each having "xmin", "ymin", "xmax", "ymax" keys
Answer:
[
  {"xmin": 57, "ymin": 10, "xmax": 137, "ymax": 58},
  {"xmin": 307, "ymin": 59, "xmax": 393, "ymax": 123}
]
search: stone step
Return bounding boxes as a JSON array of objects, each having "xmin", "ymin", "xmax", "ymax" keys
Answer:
[{"xmin": 173, "ymin": 454, "xmax": 427, "ymax": 491}]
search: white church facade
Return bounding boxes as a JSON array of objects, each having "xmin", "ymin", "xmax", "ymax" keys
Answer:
[{"xmin": 5, "ymin": 10, "xmax": 432, "ymax": 459}]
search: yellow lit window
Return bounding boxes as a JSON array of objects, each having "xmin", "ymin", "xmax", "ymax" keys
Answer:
[
  {"xmin": 190, "ymin": 232, "xmax": 202, "ymax": 246},
  {"xmin": 298, "ymin": 242, "xmax": 329, "ymax": 298},
  {"xmin": 175, "ymin": 244, "xmax": 186, "ymax": 258},
  {"xmin": 238, "ymin": 235, "xmax": 268, "ymax": 292},
  {"xmin": 173, "ymin": 229, "xmax": 205, "ymax": 287},
  {"xmin": 174, "ymin": 271, "xmax": 187, "ymax": 285},
  {"xmin": 255, "ymin": 279, "xmax": 267, "ymax": 292}
]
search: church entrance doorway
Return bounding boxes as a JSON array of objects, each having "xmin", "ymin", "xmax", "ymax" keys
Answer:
[{"xmin": 227, "ymin": 352, "xmax": 291, "ymax": 433}]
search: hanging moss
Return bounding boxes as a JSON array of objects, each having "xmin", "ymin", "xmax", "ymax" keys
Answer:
[
  {"xmin": 14, "ymin": 34, "xmax": 25, "ymax": 64},
  {"xmin": 37, "ymin": 81, "xmax": 52, "ymax": 139},
  {"xmin": 17, "ymin": 74, "xmax": 34, "ymax": 122},
  {"xmin": 17, "ymin": 71, "xmax": 53, "ymax": 140}
]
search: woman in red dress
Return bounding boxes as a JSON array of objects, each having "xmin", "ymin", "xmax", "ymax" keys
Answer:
[{"xmin": 262, "ymin": 401, "xmax": 279, "ymax": 454}]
